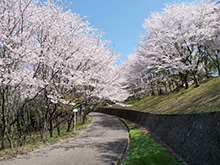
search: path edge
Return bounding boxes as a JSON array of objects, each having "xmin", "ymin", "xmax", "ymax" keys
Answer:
[{"xmin": 115, "ymin": 117, "xmax": 131, "ymax": 165}]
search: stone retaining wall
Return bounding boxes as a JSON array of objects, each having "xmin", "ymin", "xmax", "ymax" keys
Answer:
[{"xmin": 95, "ymin": 108, "xmax": 220, "ymax": 165}]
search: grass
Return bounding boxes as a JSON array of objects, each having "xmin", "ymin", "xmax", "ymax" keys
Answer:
[
  {"xmin": 116, "ymin": 77, "xmax": 220, "ymax": 114},
  {"xmin": 0, "ymin": 116, "xmax": 92, "ymax": 160},
  {"xmin": 124, "ymin": 121, "xmax": 179, "ymax": 165}
]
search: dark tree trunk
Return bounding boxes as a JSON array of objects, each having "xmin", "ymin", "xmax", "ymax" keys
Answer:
[
  {"xmin": 16, "ymin": 115, "xmax": 23, "ymax": 147},
  {"xmin": 7, "ymin": 137, "xmax": 13, "ymax": 149},
  {"xmin": 180, "ymin": 73, "xmax": 188, "ymax": 89},
  {"xmin": 56, "ymin": 118, "xmax": 61, "ymax": 136},
  {"xmin": 183, "ymin": 74, "xmax": 188, "ymax": 89},
  {"xmin": 23, "ymin": 135, "xmax": 27, "ymax": 145},
  {"xmin": 82, "ymin": 108, "xmax": 93, "ymax": 124},
  {"xmin": 49, "ymin": 121, "xmax": 53, "ymax": 137},
  {"xmin": 40, "ymin": 131, "xmax": 43, "ymax": 140},
  {"xmin": 1, "ymin": 93, "xmax": 6, "ymax": 150},
  {"xmin": 57, "ymin": 125, "xmax": 60, "ymax": 136},
  {"xmin": 48, "ymin": 103, "xmax": 57, "ymax": 137},
  {"xmin": 1, "ymin": 138, "xmax": 5, "ymax": 150},
  {"xmin": 7, "ymin": 127, "xmax": 13, "ymax": 148},
  {"xmin": 66, "ymin": 121, "xmax": 72, "ymax": 132},
  {"xmin": 180, "ymin": 75, "xmax": 184, "ymax": 88},
  {"xmin": 193, "ymin": 73, "xmax": 200, "ymax": 87},
  {"xmin": 19, "ymin": 138, "xmax": 23, "ymax": 147},
  {"xmin": 150, "ymin": 86, "xmax": 155, "ymax": 96},
  {"xmin": 158, "ymin": 87, "xmax": 163, "ymax": 95},
  {"xmin": 175, "ymin": 81, "xmax": 180, "ymax": 91},
  {"xmin": 83, "ymin": 115, "xmax": 87, "ymax": 124},
  {"xmin": 66, "ymin": 113, "xmax": 74, "ymax": 132},
  {"xmin": 1, "ymin": 124, "xmax": 6, "ymax": 150}
]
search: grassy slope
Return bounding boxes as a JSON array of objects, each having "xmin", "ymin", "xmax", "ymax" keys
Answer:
[{"xmin": 125, "ymin": 77, "xmax": 220, "ymax": 114}]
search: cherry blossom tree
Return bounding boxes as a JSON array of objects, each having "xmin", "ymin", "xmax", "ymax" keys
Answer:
[
  {"xmin": 0, "ymin": 0, "xmax": 42, "ymax": 149},
  {"xmin": 125, "ymin": 0, "xmax": 219, "ymax": 97},
  {"xmin": 0, "ymin": 0, "xmax": 129, "ymax": 148}
]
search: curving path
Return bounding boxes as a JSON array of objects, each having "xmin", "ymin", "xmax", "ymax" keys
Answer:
[{"xmin": 0, "ymin": 112, "xmax": 129, "ymax": 165}]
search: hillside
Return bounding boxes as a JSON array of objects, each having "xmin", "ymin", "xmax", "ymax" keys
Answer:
[{"xmin": 121, "ymin": 77, "xmax": 220, "ymax": 114}]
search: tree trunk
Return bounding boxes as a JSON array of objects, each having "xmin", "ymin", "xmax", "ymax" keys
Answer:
[
  {"xmin": 175, "ymin": 81, "xmax": 180, "ymax": 91},
  {"xmin": 158, "ymin": 87, "xmax": 163, "ymax": 95},
  {"xmin": 57, "ymin": 125, "xmax": 60, "ymax": 136},
  {"xmin": 179, "ymin": 73, "xmax": 188, "ymax": 89},
  {"xmin": 6, "ymin": 127, "xmax": 13, "ymax": 148},
  {"xmin": 19, "ymin": 138, "xmax": 23, "ymax": 147},
  {"xmin": 1, "ymin": 138, "xmax": 5, "ymax": 150},
  {"xmin": 40, "ymin": 130, "xmax": 44, "ymax": 140},
  {"xmin": 49, "ymin": 121, "xmax": 53, "ymax": 137},
  {"xmin": 183, "ymin": 74, "xmax": 188, "ymax": 89},
  {"xmin": 43, "ymin": 122, "xmax": 48, "ymax": 141},
  {"xmin": 66, "ymin": 121, "xmax": 72, "ymax": 132},
  {"xmin": 1, "ymin": 93, "xmax": 6, "ymax": 150},
  {"xmin": 8, "ymin": 137, "xmax": 13, "ymax": 149},
  {"xmin": 83, "ymin": 115, "xmax": 87, "ymax": 124},
  {"xmin": 164, "ymin": 83, "xmax": 168, "ymax": 93},
  {"xmin": 180, "ymin": 76, "xmax": 184, "ymax": 88},
  {"xmin": 193, "ymin": 73, "xmax": 200, "ymax": 87},
  {"xmin": 23, "ymin": 135, "xmax": 27, "ymax": 146},
  {"xmin": 48, "ymin": 103, "xmax": 57, "ymax": 137},
  {"xmin": 168, "ymin": 81, "xmax": 172, "ymax": 92},
  {"xmin": 83, "ymin": 109, "xmax": 91, "ymax": 124},
  {"xmin": 56, "ymin": 118, "xmax": 61, "ymax": 136},
  {"xmin": 29, "ymin": 132, "xmax": 33, "ymax": 143},
  {"xmin": 1, "ymin": 125, "xmax": 6, "ymax": 150},
  {"xmin": 41, "ymin": 120, "xmax": 48, "ymax": 141},
  {"xmin": 16, "ymin": 111, "xmax": 24, "ymax": 147},
  {"xmin": 66, "ymin": 113, "xmax": 74, "ymax": 132}
]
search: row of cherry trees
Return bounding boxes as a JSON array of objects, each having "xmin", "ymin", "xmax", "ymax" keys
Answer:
[
  {"xmin": 0, "ymin": 0, "xmax": 129, "ymax": 149},
  {"xmin": 124, "ymin": 0, "xmax": 220, "ymax": 97}
]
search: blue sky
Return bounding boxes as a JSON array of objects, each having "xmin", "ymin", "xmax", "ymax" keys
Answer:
[{"xmin": 68, "ymin": 0, "xmax": 190, "ymax": 64}]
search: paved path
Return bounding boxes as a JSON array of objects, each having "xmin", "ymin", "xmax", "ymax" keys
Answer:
[{"xmin": 0, "ymin": 112, "xmax": 129, "ymax": 165}]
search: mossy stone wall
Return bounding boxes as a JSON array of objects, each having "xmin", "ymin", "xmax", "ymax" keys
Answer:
[{"xmin": 95, "ymin": 108, "xmax": 220, "ymax": 164}]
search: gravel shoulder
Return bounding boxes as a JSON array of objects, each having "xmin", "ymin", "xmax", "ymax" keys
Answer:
[{"xmin": 0, "ymin": 112, "xmax": 129, "ymax": 165}]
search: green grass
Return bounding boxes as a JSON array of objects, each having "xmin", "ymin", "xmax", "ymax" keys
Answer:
[
  {"xmin": 119, "ymin": 77, "xmax": 220, "ymax": 114},
  {"xmin": 125, "ymin": 123, "xmax": 178, "ymax": 165}
]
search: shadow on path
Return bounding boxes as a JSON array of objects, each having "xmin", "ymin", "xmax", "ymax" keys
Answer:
[{"xmin": 1, "ymin": 112, "xmax": 129, "ymax": 165}]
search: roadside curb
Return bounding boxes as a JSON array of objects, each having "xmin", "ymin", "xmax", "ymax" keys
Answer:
[
  {"xmin": 109, "ymin": 114, "xmax": 186, "ymax": 165},
  {"xmin": 115, "ymin": 117, "xmax": 131, "ymax": 165}
]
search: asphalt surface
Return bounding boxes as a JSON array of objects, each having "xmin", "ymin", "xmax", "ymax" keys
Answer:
[{"xmin": 0, "ymin": 112, "xmax": 129, "ymax": 165}]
